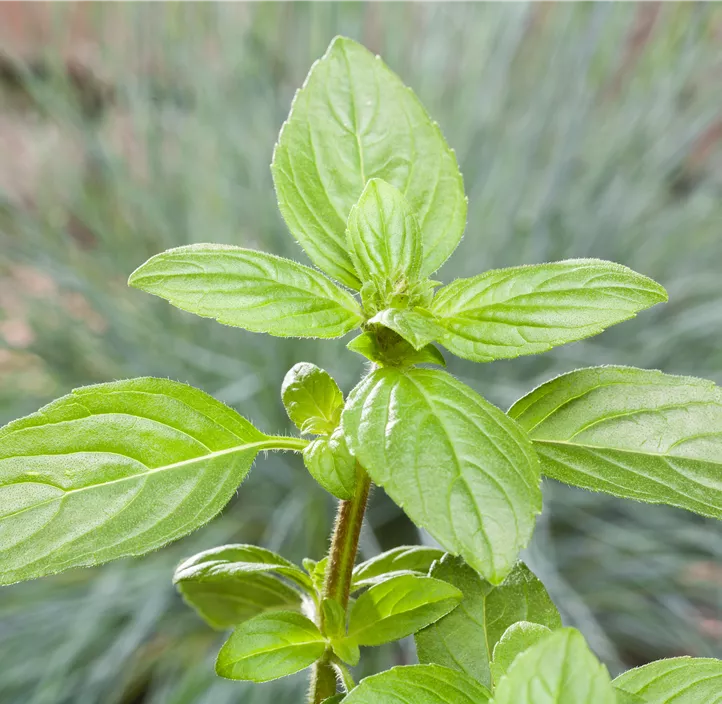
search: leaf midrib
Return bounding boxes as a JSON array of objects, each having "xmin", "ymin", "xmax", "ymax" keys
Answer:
[{"xmin": 0, "ymin": 437, "xmax": 305, "ymax": 523}]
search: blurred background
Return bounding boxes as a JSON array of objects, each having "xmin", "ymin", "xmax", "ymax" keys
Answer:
[{"xmin": 1, "ymin": 2, "xmax": 721, "ymax": 702}]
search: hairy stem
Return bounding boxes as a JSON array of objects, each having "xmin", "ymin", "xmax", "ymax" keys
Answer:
[{"xmin": 308, "ymin": 464, "xmax": 372, "ymax": 703}]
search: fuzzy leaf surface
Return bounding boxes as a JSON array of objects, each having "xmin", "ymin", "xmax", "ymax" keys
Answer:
[
  {"xmin": 216, "ymin": 611, "xmax": 325, "ymax": 682},
  {"xmin": 173, "ymin": 544, "xmax": 312, "ymax": 628},
  {"xmin": 352, "ymin": 545, "xmax": 444, "ymax": 590},
  {"xmin": 346, "ymin": 178, "xmax": 422, "ymax": 285},
  {"xmin": 415, "ymin": 556, "xmax": 561, "ymax": 689},
  {"xmin": 613, "ymin": 657, "xmax": 722, "ymax": 703},
  {"xmin": 509, "ymin": 366, "xmax": 722, "ymax": 518},
  {"xmin": 129, "ymin": 244, "xmax": 362, "ymax": 338},
  {"xmin": 368, "ymin": 308, "xmax": 444, "ymax": 350},
  {"xmin": 304, "ymin": 428, "xmax": 357, "ymax": 500},
  {"xmin": 346, "ymin": 331, "xmax": 446, "ymax": 368},
  {"xmin": 0, "ymin": 378, "xmax": 281, "ymax": 585},
  {"xmin": 282, "ymin": 362, "xmax": 344, "ymax": 434},
  {"xmin": 343, "ymin": 665, "xmax": 491, "ymax": 704},
  {"xmin": 430, "ymin": 259, "xmax": 667, "ymax": 362},
  {"xmin": 347, "ymin": 574, "xmax": 462, "ymax": 646},
  {"xmin": 492, "ymin": 628, "xmax": 616, "ymax": 704},
  {"xmin": 342, "ymin": 368, "xmax": 541, "ymax": 582},
  {"xmin": 272, "ymin": 36, "xmax": 466, "ymax": 288}
]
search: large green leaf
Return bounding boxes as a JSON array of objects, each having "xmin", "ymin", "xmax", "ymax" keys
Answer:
[
  {"xmin": 272, "ymin": 36, "xmax": 466, "ymax": 289},
  {"xmin": 352, "ymin": 545, "xmax": 445, "ymax": 590},
  {"xmin": 128, "ymin": 244, "xmax": 362, "ymax": 338},
  {"xmin": 490, "ymin": 622, "xmax": 552, "ymax": 684},
  {"xmin": 509, "ymin": 366, "xmax": 722, "ymax": 518},
  {"xmin": 343, "ymin": 665, "xmax": 491, "ymax": 704},
  {"xmin": 613, "ymin": 657, "xmax": 722, "ymax": 703},
  {"xmin": 0, "ymin": 378, "xmax": 303, "ymax": 585},
  {"xmin": 430, "ymin": 259, "xmax": 667, "ymax": 362},
  {"xmin": 346, "ymin": 178, "xmax": 422, "ymax": 286},
  {"xmin": 347, "ymin": 574, "xmax": 462, "ymax": 646},
  {"xmin": 342, "ymin": 368, "xmax": 541, "ymax": 583},
  {"xmin": 215, "ymin": 611, "xmax": 326, "ymax": 682},
  {"xmin": 282, "ymin": 362, "xmax": 344, "ymax": 435},
  {"xmin": 492, "ymin": 628, "xmax": 616, "ymax": 704},
  {"xmin": 415, "ymin": 556, "xmax": 561, "ymax": 689},
  {"xmin": 173, "ymin": 544, "xmax": 312, "ymax": 628}
]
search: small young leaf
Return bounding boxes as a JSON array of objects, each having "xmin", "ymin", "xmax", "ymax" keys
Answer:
[
  {"xmin": 343, "ymin": 665, "xmax": 491, "ymax": 704},
  {"xmin": 177, "ymin": 573, "xmax": 302, "ymax": 630},
  {"xmin": 613, "ymin": 656, "xmax": 722, "ymax": 703},
  {"xmin": 272, "ymin": 36, "xmax": 466, "ymax": 289},
  {"xmin": 493, "ymin": 628, "xmax": 616, "ymax": 703},
  {"xmin": 129, "ymin": 244, "xmax": 362, "ymax": 339},
  {"xmin": 216, "ymin": 611, "xmax": 326, "ymax": 682},
  {"xmin": 282, "ymin": 363, "xmax": 344, "ymax": 435},
  {"xmin": 509, "ymin": 366, "xmax": 722, "ymax": 519},
  {"xmin": 367, "ymin": 308, "xmax": 444, "ymax": 351},
  {"xmin": 304, "ymin": 429, "xmax": 358, "ymax": 500},
  {"xmin": 305, "ymin": 556, "xmax": 329, "ymax": 596},
  {"xmin": 342, "ymin": 368, "xmax": 541, "ymax": 583},
  {"xmin": 0, "ymin": 377, "xmax": 291, "ymax": 585},
  {"xmin": 174, "ymin": 544, "xmax": 313, "ymax": 592},
  {"xmin": 430, "ymin": 259, "xmax": 667, "ymax": 362},
  {"xmin": 347, "ymin": 574, "xmax": 462, "ymax": 647},
  {"xmin": 415, "ymin": 556, "xmax": 561, "ymax": 689},
  {"xmin": 321, "ymin": 598, "xmax": 346, "ymax": 639},
  {"xmin": 491, "ymin": 621, "xmax": 552, "ymax": 684},
  {"xmin": 347, "ymin": 331, "xmax": 446, "ymax": 368},
  {"xmin": 352, "ymin": 546, "xmax": 445, "ymax": 590},
  {"xmin": 173, "ymin": 544, "xmax": 312, "ymax": 628},
  {"xmin": 346, "ymin": 179, "xmax": 422, "ymax": 286}
]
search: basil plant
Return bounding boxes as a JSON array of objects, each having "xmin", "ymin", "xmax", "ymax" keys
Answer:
[{"xmin": 2, "ymin": 37, "xmax": 721, "ymax": 704}]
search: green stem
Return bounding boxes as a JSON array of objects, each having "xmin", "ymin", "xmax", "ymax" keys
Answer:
[
  {"xmin": 264, "ymin": 436, "xmax": 309, "ymax": 452},
  {"xmin": 308, "ymin": 464, "xmax": 372, "ymax": 703}
]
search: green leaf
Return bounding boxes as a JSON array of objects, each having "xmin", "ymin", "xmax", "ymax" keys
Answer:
[
  {"xmin": 492, "ymin": 628, "xmax": 616, "ymax": 704},
  {"xmin": 216, "ymin": 611, "xmax": 326, "ymax": 682},
  {"xmin": 346, "ymin": 178, "xmax": 422, "ymax": 286},
  {"xmin": 173, "ymin": 544, "xmax": 312, "ymax": 629},
  {"xmin": 352, "ymin": 545, "xmax": 444, "ymax": 590},
  {"xmin": 304, "ymin": 428, "xmax": 358, "ymax": 500},
  {"xmin": 305, "ymin": 556, "xmax": 329, "ymax": 596},
  {"xmin": 613, "ymin": 657, "xmax": 722, "ymax": 703},
  {"xmin": 272, "ymin": 36, "xmax": 466, "ymax": 289},
  {"xmin": 509, "ymin": 366, "xmax": 722, "ymax": 519},
  {"xmin": 430, "ymin": 259, "xmax": 667, "ymax": 362},
  {"xmin": 282, "ymin": 362, "xmax": 344, "ymax": 435},
  {"xmin": 322, "ymin": 697, "xmax": 345, "ymax": 704},
  {"xmin": 343, "ymin": 665, "xmax": 491, "ymax": 704},
  {"xmin": 491, "ymin": 621, "xmax": 552, "ymax": 685},
  {"xmin": 342, "ymin": 368, "xmax": 541, "ymax": 582},
  {"xmin": 415, "ymin": 556, "xmax": 561, "ymax": 689},
  {"xmin": 347, "ymin": 331, "xmax": 446, "ymax": 368},
  {"xmin": 367, "ymin": 308, "xmax": 444, "ymax": 351},
  {"xmin": 128, "ymin": 244, "xmax": 362, "ymax": 339},
  {"xmin": 0, "ymin": 377, "xmax": 301, "ymax": 586},
  {"xmin": 616, "ymin": 694, "xmax": 648, "ymax": 704},
  {"xmin": 347, "ymin": 574, "xmax": 462, "ymax": 646},
  {"xmin": 177, "ymin": 573, "xmax": 302, "ymax": 630},
  {"xmin": 321, "ymin": 598, "xmax": 346, "ymax": 639}
]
